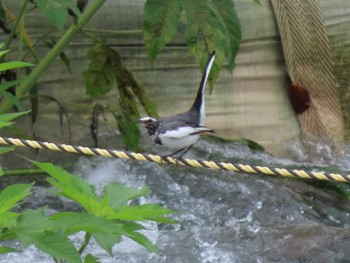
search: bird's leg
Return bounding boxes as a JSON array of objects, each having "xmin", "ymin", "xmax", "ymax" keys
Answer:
[
  {"xmin": 177, "ymin": 144, "xmax": 194, "ymax": 159},
  {"xmin": 161, "ymin": 147, "xmax": 185, "ymax": 163},
  {"xmin": 161, "ymin": 145, "xmax": 194, "ymax": 165}
]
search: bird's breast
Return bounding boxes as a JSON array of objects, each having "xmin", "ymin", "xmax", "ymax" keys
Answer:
[{"xmin": 157, "ymin": 133, "xmax": 200, "ymax": 149}]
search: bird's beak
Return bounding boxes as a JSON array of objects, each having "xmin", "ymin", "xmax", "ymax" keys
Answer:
[{"xmin": 133, "ymin": 118, "xmax": 143, "ymax": 124}]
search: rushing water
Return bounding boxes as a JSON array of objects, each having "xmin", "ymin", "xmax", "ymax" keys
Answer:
[{"xmin": 1, "ymin": 135, "xmax": 350, "ymax": 263}]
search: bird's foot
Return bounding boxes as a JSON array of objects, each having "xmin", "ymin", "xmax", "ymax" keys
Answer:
[{"xmin": 161, "ymin": 155, "xmax": 182, "ymax": 166}]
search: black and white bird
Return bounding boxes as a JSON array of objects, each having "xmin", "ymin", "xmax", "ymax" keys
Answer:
[{"xmin": 138, "ymin": 51, "xmax": 216, "ymax": 159}]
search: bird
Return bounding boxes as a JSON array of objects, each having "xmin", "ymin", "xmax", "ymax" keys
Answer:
[{"xmin": 138, "ymin": 51, "xmax": 216, "ymax": 160}]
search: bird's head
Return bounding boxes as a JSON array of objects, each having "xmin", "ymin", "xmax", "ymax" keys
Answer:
[
  {"xmin": 137, "ymin": 117, "xmax": 160, "ymax": 135},
  {"xmin": 137, "ymin": 116, "xmax": 159, "ymax": 125}
]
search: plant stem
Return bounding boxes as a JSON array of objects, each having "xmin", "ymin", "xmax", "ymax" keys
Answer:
[
  {"xmin": 2, "ymin": 168, "xmax": 45, "ymax": 176},
  {"xmin": 0, "ymin": 0, "xmax": 107, "ymax": 114},
  {"xmin": 78, "ymin": 233, "xmax": 92, "ymax": 255},
  {"xmin": 4, "ymin": 0, "xmax": 29, "ymax": 51}
]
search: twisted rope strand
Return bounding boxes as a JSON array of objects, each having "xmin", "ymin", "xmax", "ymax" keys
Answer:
[{"xmin": 0, "ymin": 136, "xmax": 349, "ymax": 183}]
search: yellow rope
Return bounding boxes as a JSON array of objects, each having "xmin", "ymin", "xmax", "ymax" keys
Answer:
[{"xmin": 0, "ymin": 136, "xmax": 349, "ymax": 183}]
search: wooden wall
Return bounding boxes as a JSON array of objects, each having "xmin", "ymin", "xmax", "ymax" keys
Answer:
[{"xmin": 2, "ymin": 0, "xmax": 350, "ymax": 156}]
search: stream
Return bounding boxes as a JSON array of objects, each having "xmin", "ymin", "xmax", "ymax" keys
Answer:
[{"xmin": 1, "ymin": 135, "xmax": 350, "ymax": 263}]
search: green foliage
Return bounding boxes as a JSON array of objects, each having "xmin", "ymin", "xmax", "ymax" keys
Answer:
[
  {"xmin": 33, "ymin": 160, "xmax": 175, "ymax": 252},
  {"xmin": 84, "ymin": 254, "xmax": 100, "ymax": 263},
  {"xmin": 84, "ymin": 43, "xmax": 158, "ymax": 150},
  {"xmin": 144, "ymin": 0, "xmax": 182, "ymax": 64},
  {"xmin": 83, "ymin": 44, "xmax": 115, "ymax": 97},
  {"xmin": 0, "ymin": 160, "xmax": 175, "ymax": 261},
  {"xmin": 0, "ymin": 45, "xmax": 32, "ymax": 112},
  {"xmin": 0, "ymin": 184, "xmax": 32, "ymax": 228},
  {"xmin": 0, "ymin": 61, "xmax": 33, "ymax": 72},
  {"xmin": 212, "ymin": 0, "xmax": 241, "ymax": 71},
  {"xmin": 32, "ymin": 0, "xmax": 81, "ymax": 31},
  {"xmin": 16, "ymin": 209, "xmax": 82, "ymax": 263},
  {"xmin": 0, "ymin": 111, "xmax": 30, "ymax": 128},
  {"xmin": 0, "ymin": 0, "xmax": 107, "ymax": 114},
  {"xmin": 143, "ymin": 0, "xmax": 242, "ymax": 89}
]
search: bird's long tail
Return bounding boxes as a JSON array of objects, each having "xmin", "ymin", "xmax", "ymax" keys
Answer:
[{"xmin": 190, "ymin": 51, "xmax": 216, "ymax": 125}]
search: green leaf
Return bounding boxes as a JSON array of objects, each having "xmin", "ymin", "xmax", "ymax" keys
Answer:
[
  {"xmin": 34, "ymin": 233, "xmax": 81, "ymax": 263},
  {"xmin": 0, "ymin": 212, "xmax": 20, "ymax": 228},
  {"xmin": 110, "ymin": 204, "xmax": 175, "ymax": 223},
  {"xmin": 0, "ymin": 184, "xmax": 33, "ymax": 214},
  {"xmin": 84, "ymin": 254, "xmax": 101, "ymax": 263},
  {"xmin": 0, "ymin": 166, "xmax": 3, "ymax": 177},
  {"xmin": 0, "ymin": 91, "xmax": 25, "ymax": 113},
  {"xmin": 183, "ymin": 0, "xmax": 227, "ymax": 90},
  {"xmin": 83, "ymin": 44, "xmax": 116, "ymax": 97},
  {"xmin": 49, "ymin": 212, "xmax": 124, "ymax": 236},
  {"xmin": 212, "ymin": 0, "xmax": 241, "ymax": 71},
  {"xmin": 122, "ymin": 223, "xmax": 158, "ymax": 253},
  {"xmin": 92, "ymin": 232, "xmax": 122, "ymax": 255},
  {"xmin": 0, "ymin": 79, "xmax": 25, "ymax": 92},
  {"xmin": 143, "ymin": 0, "xmax": 182, "ymax": 63},
  {"xmin": 0, "ymin": 50, "xmax": 10, "ymax": 58},
  {"xmin": 0, "ymin": 111, "xmax": 31, "ymax": 128},
  {"xmin": 49, "ymin": 209, "xmax": 172, "ymax": 254},
  {"xmin": 0, "ymin": 146, "xmax": 15, "ymax": 155},
  {"xmin": 115, "ymin": 111, "xmax": 141, "ymax": 151},
  {"xmin": 30, "ymin": 160, "xmax": 101, "ymax": 214},
  {"xmin": 16, "ymin": 209, "xmax": 82, "ymax": 263},
  {"xmin": 0, "ymin": 246, "xmax": 18, "ymax": 254},
  {"xmin": 102, "ymin": 182, "xmax": 150, "ymax": 210},
  {"xmin": 33, "ymin": 0, "xmax": 80, "ymax": 31},
  {"xmin": 0, "ymin": 61, "xmax": 33, "ymax": 72}
]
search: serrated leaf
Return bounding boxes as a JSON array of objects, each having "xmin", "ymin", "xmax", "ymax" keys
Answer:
[
  {"xmin": 0, "ymin": 183, "xmax": 33, "ymax": 214},
  {"xmin": 35, "ymin": 233, "xmax": 82, "ymax": 263},
  {"xmin": 183, "ymin": 0, "xmax": 227, "ymax": 90},
  {"xmin": 144, "ymin": 0, "xmax": 182, "ymax": 63},
  {"xmin": 0, "ymin": 212, "xmax": 20, "ymax": 227},
  {"xmin": 30, "ymin": 160, "xmax": 101, "ymax": 214},
  {"xmin": 0, "ymin": 61, "xmax": 33, "ymax": 72},
  {"xmin": 33, "ymin": 0, "xmax": 79, "ymax": 31},
  {"xmin": 15, "ymin": 209, "xmax": 50, "ymax": 245},
  {"xmin": 16, "ymin": 209, "xmax": 82, "ymax": 263},
  {"xmin": 212, "ymin": 0, "xmax": 241, "ymax": 71},
  {"xmin": 121, "ymin": 223, "xmax": 158, "ymax": 253},
  {"xmin": 83, "ymin": 44, "xmax": 116, "ymax": 98},
  {"xmin": 102, "ymin": 182, "xmax": 150, "ymax": 210},
  {"xmin": 49, "ymin": 212, "xmax": 124, "ymax": 237},
  {"xmin": 84, "ymin": 254, "xmax": 101, "ymax": 263},
  {"xmin": 109, "ymin": 204, "xmax": 176, "ymax": 223},
  {"xmin": 93, "ymin": 232, "xmax": 122, "ymax": 255}
]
